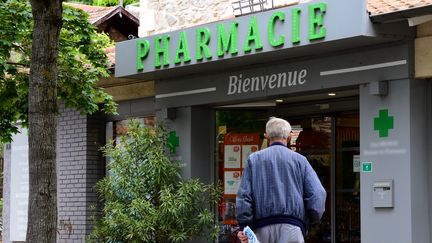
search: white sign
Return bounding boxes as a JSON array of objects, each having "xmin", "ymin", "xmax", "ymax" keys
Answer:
[
  {"xmin": 224, "ymin": 145, "xmax": 241, "ymax": 168},
  {"xmin": 241, "ymin": 145, "xmax": 258, "ymax": 168},
  {"xmin": 353, "ymin": 155, "xmax": 360, "ymax": 172},
  {"xmin": 227, "ymin": 69, "xmax": 308, "ymax": 95},
  {"xmin": 10, "ymin": 128, "xmax": 29, "ymax": 241},
  {"xmin": 224, "ymin": 171, "xmax": 242, "ymax": 195}
]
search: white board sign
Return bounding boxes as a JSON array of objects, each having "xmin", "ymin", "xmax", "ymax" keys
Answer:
[
  {"xmin": 10, "ymin": 128, "xmax": 29, "ymax": 241},
  {"xmin": 353, "ymin": 155, "xmax": 360, "ymax": 173}
]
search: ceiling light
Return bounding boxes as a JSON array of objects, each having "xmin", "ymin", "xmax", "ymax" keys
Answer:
[
  {"xmin": 328, "ymin": 93, "xmax": 336, "ymax": 96},
  {"xmin": 275, "ymin": 99, "xmax": 283, "ymax": 103}
]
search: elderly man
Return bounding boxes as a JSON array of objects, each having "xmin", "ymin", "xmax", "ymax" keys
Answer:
[{"xmin": 236, "ymin": 117, "xmax": 326, "ymax": 243}]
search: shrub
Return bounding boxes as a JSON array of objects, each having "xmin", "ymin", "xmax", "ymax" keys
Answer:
[{"xmin": 90, "ymin": 120, "xmax": 221, "ymax": 242}]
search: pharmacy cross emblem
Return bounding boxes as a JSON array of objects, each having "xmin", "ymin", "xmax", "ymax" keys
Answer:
[
  {"xmin": 167, "ymin": 131, "xmax": 180, "ymax": 154},
  {"xmin": 374, "ymin": 109, "xmax": 394, "ymax": 138}
]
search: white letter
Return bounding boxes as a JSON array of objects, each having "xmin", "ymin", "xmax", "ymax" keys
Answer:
[
  {"xmin": 298, "ymin": 69, "xmax": 307, "ymax": 85},
  {"xmin": 228, "ymin": 75, "xmax": 239, "ymax": 95},
  {"xmin": 268, "ymin": 74, "xmax": 277, "ymax": 89},
  {"xmin": 287, "ymin": 71, "xmax": 297, "ymax": 86},
  {"xmin": 243, "ymin": 78, "xmax": 251, "ymax": 93},
  {"xmin": 277, "ymin": 72, "xmax": 287, "ymax": 87},
  {"xmin": 260, "ymin": 75, "xmax": 270, "ymax": 90},
  {"xmin": 251, "ymin": 77, "xmax": 260, "ymax": 91}
]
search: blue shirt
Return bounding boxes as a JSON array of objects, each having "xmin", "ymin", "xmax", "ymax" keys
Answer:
[{"xmin": 236, "ymin": 143, "xmax": 326, "ymax": 234}]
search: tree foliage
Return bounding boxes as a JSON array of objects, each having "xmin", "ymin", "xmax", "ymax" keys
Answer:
[
  {"xmin": 65, "ymin": 0, "xmax": 139, "ymax": 7},
  {"xmin": 90, "ymin": 120, "xmax": 222, "ymax": 243},
  {"xmin": 0, "ymin": 0, "xmax": 116, "ymax": 142},
  {"xmin": 92, "ymin": 0, "xmax": 138, "ymax": 7}
]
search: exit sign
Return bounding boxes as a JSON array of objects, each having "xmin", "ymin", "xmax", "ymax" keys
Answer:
[{"xmin": 362, "ymin": 162, "xmax": 373, "ymax": 172}]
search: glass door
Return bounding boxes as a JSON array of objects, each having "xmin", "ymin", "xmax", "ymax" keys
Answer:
[
  {"xmin": 335, "ymin": 114, "xmax": 360, "ymax": 243},
  {"xmin": 287, "ymin": 117, "xmax": 332, "ymax": 243},
  {"xmin": 215, "ymin": 110, "xmax": 269, "ymax": 242},
  {"xmin": 214, "ymin": 110, "xmax": 360, "ymax": 243}
]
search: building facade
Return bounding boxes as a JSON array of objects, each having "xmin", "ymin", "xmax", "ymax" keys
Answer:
[
  {"xmin": 3, "ymin": 0, "xmax": 432, "ymax": 242},
  {"xmin": 115, "ymin": 0, "xmax": 432, "ymax": 242}
]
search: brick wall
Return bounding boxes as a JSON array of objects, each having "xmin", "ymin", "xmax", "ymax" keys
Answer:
[{"xmin": 57, "ymin": 105, "xmax": 106, "ymax": 242}]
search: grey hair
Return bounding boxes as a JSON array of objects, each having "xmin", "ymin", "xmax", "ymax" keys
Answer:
[{"xmin": 266, "ymin": 117, "xmax": 292, "ymax": 139}]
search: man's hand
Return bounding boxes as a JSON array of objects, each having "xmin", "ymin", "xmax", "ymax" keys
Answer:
[{"xmin": 237, "ymin": 230, "xmax": 249, "ymax": 243}]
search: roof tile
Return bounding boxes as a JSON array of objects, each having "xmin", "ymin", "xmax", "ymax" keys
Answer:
[
  {"xmin": 368, "ymin": 0, "xmax": 432, "ymax": 15},
  {"xmin": 65, "ymin": 3, "xmax": 115, "ymax": 24}
]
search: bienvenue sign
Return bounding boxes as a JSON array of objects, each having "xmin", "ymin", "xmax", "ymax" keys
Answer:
[
  {"xmin": 115, "ymin": 0, "xmax": 371, "ymax": 79},
  {"xmin": 227, "ymin": 69, "xmax": 307, "ymax": 95}
]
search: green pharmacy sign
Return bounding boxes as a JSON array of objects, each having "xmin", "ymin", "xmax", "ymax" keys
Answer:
[
  {"xmin": 136, "ymin": 3, "xmax": 326, "ymax": 71},
  {"xmin": 362, "ymin": 162, "xmax": 373, "ymax": 173},
  {"xmin": 374, "ymin": 109, "xmax": 394, "ymax": 138},
  {"xmin": 167, "ymin": 131, "xmax": 180, "ymax": 154},
  {"xmin": 115, "ymin": 0, "xmax": 373, "ymax": 79}
]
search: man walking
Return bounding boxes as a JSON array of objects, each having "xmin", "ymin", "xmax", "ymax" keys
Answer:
[{"xmin": 236, "ymin": 117, "xmax": 326, "ymax": 243}]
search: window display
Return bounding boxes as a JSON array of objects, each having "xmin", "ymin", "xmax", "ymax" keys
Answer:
[{"xmin": 215, "ymin": 110, "xmax": 360, "ymax": 243}]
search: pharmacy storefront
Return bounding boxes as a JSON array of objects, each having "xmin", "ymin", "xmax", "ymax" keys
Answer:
[{"xmin": 116, "ymin": 0, "xmax": 432, "ymax": 242}]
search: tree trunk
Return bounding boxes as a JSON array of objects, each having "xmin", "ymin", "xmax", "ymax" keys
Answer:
[{"xmin": 27, "ymin": 0, "xmax": 62, "ymax": 242}]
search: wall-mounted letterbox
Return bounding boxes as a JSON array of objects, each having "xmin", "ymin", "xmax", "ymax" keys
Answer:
[{"xmin": 373, "ymin": 180, "xmax": 393, "ymax": 208}]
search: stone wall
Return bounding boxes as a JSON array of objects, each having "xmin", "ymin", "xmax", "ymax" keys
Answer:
[
  {"xmin": 139, "ymin": 0, "xmax": 234, "ymax": 36},
  {"xmin": 138, "ymin": 0, "xmax": 313, "ymax": 37}
]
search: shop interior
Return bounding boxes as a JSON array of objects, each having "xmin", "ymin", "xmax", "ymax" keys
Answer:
[{"xmin": 215, "ymin": 89, "xmax": 360, "ymax": 243}]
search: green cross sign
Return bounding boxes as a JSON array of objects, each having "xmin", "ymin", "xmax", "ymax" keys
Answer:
[
  {"xmin": 167, "ymin": 131, "xmax": 179, "ymax": 154},
  {"xmin": 362, "ymin": 162, "xmax": 373, "ymax": 172},
  {"xmin": 374, "ymin": 109, "xmax": 394, "ymax": 138}
]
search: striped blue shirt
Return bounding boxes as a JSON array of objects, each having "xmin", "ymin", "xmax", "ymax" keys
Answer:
[{"xmin": 236, "ymin": 142, "xmax": 326, "ymax": 233}]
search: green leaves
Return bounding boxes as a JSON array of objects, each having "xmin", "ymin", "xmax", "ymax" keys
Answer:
[
  {"xmin": 91, "ymin": 120, "xmax": 222, "ymax": 243},
  {"xmin": 91, "ymin": 0, "xmax": 138, "ymax": 7},
  {"xmin": 58, "ymin": 4, "xmax": 117, "ymax": 115},
  {"xmin": 0, "ymin": 0, "xmax": 117, "ymax": 142},
  {"xmin": 0, "ymin": 0, "xmax": 31, "ymax": 142}
]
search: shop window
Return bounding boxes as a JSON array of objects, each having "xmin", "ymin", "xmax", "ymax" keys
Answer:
[
  {"xmin": 216, "ymin": 110, "xmax": 267, "ymax": 242},
  {"xmin": 215, "ymin": 110, "xmax": 360, "ymax": 243}
]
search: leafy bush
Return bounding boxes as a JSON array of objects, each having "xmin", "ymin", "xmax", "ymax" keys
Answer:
[{"xmin": 91, "ymin": 120, "xmax": 221, "ymax": 242}]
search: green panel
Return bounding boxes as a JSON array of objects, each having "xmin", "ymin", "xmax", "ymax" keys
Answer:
[
  {"xmin": 373, "ymin": 109, "xmax": 394, "ymax": 138},
  {"xmin": 217, "ymin": 22, "xmax": 239, "ymax": 57},
  {"xmin": 244, "ymin": 16, "xmax": 264, "ymax": 52},
  {"xmin": 268, "ymin": 11, "xmax": 285, "ymax": 47},
  {"xmin": 136, "ymin": 39, "xmax": 150, "ymax": 71},
  {"xmin": 308, "ymin": 3, "xmax": 327, "ymax": 41},
  {"xmin": 154, "ymin": 35, "xmax": 171, "ymax": 68},
  {"xmin": 291, "ymin": 8, "xmax": 301, "ymax": 44},
  {"xmin": 196, "ymin": 28, "xmax": 213, "ymax": 61},
  {"xmin": 361, "ymin": 162, "xmax": 373, "ymax": 172},
  {"xmin": 174, "ymin": 31, "xmax": 192, "ymax": 65}
]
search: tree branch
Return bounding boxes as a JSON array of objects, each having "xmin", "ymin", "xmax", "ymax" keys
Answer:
[{"xmin": 6, "ymin": 61, "xmax": 28, "ymax": 67}]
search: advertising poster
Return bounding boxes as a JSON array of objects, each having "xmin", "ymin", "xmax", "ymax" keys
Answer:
[
  {"xmin": 353, "ymin": 155, "xmax": 360, "ymax": 172},
  {"xmin": 242, "ymin": 144, "xmax": 259, "ymax": 168},
  {"xmin": 224, "ymin": 171, "xmax": 242, "ymax": 195},
  {"xmin": 224, "ymin": 145, "xmax": 241, "ymax": 168}
]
